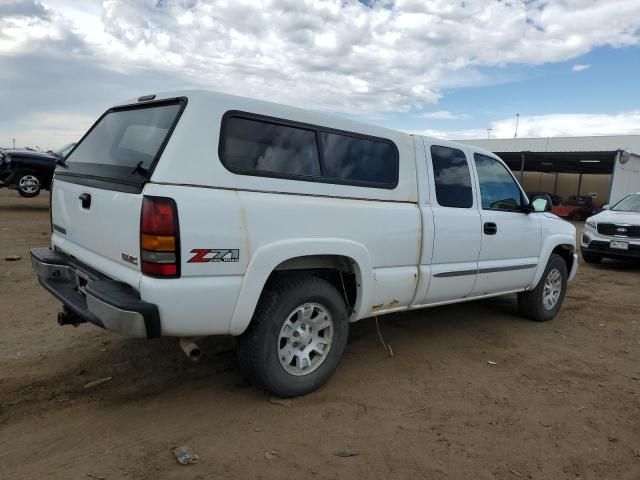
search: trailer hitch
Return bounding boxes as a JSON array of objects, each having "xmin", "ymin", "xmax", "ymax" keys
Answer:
[{"xmin": 57, "ymin": 306, "xmax": 86, "ymax": 327}]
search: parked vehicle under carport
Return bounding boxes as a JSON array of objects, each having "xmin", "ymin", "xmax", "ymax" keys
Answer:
[
  {"xmin": 0, "ymin": 143, "xmax": 75, "ymax": 197},
  {"xmin": 552, "ymin": 196, "xmax": 595, "ymax": 220}
]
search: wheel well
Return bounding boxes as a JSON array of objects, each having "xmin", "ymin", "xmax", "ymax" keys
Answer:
[
  {"xmin": 552, "ymin": 245, "xmax": 574, "ymax": 273},
  {"xmin": 17, "ymin": 170, "xmax": 40, "ymax": 178},
  {"xmin": 266, "ymin": 255, "xmax": 359, "ymax": 316}
]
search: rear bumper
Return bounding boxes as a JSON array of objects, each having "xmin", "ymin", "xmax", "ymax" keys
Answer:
[{"xmin": 31, "ymin": 248, "xmax": 161, "ymax": 338}]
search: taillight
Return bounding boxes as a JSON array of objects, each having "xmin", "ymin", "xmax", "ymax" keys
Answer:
[{"xmin": 140, "ymin": 196, "xmax": 180, "ymax": 278}]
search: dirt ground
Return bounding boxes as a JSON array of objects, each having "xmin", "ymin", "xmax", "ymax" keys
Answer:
[{"xmin": 0, "ymin": 188, "xmax": 639, "ymax": 480}]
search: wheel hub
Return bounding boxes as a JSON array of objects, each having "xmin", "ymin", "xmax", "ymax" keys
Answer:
[
  {"xmin": 542, "ymin": 268, "xmax": 562, "ymax": 310},
  {"xmin": 295, "ymin": 328, "xmax": 313, "ymax": 349},
  {"xmin": 18, "ymin": 175, "xmax": 39, "ymax": 194},
  {"xmin": 278, "ymin": 303, "xmax": 334, "ymax": 376}
]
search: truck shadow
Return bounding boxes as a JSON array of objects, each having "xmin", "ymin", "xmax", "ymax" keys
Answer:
[
  {"xmin": 0, "ymin": 335, "xmax": 244, "ymax": 427},
  {"xmin": 1, "ymin": 294, "xmax": 527, "ymax": 422}
]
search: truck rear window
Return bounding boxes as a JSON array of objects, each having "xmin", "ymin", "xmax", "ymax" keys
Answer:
[
  {"xmin": 58, "ymin": 99, "xmax": 185, "ymax": 192},
  {"xmin": 69, "ymin": 102, "xmax": 182, "ymax": 170}
]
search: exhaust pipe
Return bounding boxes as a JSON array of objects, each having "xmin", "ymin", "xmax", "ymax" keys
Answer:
[
  {"xmin": 57, "ymin": 306, "xmax": 86, "ymax": 327},
  {"xmin": 179, "ymin": 337, "xmax": 203, "ymax": 362}
]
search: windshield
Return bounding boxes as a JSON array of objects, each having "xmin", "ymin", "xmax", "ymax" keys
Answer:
[
  {"xmin": 54, "ymin": 143, "xmax": 75, "ymax": 158},
  {"xmin": 67, "ymin": 102, "xmax": 182, "ymax": 171},
  {"xmin": 611, "ymin": 194, "xmax": 640, "ymax": 213}
]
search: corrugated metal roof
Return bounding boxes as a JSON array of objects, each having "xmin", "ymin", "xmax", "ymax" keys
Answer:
[{"xmin": 456, "ymin": 135, "xmax": 640, "ymax": 154}]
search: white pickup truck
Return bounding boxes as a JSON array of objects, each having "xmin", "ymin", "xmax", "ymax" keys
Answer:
[{"xmin": 31, "ymin": 90, "xmax": 577, "ymax": 397}]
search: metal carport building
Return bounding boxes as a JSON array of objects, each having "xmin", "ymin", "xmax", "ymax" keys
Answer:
[{"xmin": 457, "ymin": 135, "xmax": 640, "ymax": 205}]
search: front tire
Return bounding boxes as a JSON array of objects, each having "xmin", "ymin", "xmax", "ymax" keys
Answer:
[
  {"xmin": 518, "ymin": 254, "xmax": 568, "ymax": 322},
  {"xmin": 17, "ymin": 173, "xmax": 41, "ymax": 197},
  {"xmin": 237, "ymin": 275, "xmax": 349, "ymax": 397}
]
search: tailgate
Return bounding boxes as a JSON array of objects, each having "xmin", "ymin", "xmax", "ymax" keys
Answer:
[{"xmin": 51, "ymin": 179, "xmax": 143, "ymax": 286}]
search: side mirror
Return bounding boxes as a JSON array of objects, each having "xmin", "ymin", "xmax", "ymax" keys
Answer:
[
  {"xmin": 529, "ymin": 193, "xmax": 553, "ymax": 213},
  {"xmin": 602, "ymin": 204, "xmax": 610, "ymax": 210}
]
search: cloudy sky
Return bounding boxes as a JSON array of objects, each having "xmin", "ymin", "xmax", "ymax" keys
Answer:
[{"xmin": 1, "ymin": 0, "xmax": 639, "ymax": 149}]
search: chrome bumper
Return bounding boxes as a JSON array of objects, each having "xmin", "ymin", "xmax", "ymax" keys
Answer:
[{"xmin": 31, "ymin": 248, "xmax": 160, "ymax": 338}]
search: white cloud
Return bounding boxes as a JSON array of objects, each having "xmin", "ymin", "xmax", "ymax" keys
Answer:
[
  {"xmin": 495, "ymin": 112, "xmax": 640, "ymax": 138},
  {"xmin": 415, "ymin": 111, "xmax": 640, "ymax": 140},
  {"xmin": 0, "ymin": 7, "xmax": 66, "ymax": 54},
  {"xmin": 417, "ymin": 110, "xmax": 470, "ymax": 120},
  {"xmin": 1, "ymin": 0, "xmax": 640, "ymax": 145},
  {"xmin": 1, "ymin": 110, "xmax": 95, "ymax": 149},
  {"xmin": 572, "ymin": 64, "xmax": 591, "ymax": 72}
]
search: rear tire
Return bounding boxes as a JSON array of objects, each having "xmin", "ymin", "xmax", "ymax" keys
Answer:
[
  {"xmin": 518, "ymin": 254, "xmax": 568, "ymax": 322},
  {"xmin": 237, "ymin": 275, "xmax": 349, "ymax": 397},
  {"xmin": 582, "ymin": 252, "xmax": 602, "ymax": 264}
]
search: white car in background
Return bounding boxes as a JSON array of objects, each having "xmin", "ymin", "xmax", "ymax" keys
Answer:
[{"xmin": 581, "ymin": 192, "xmax": 640, "ymax": 263}]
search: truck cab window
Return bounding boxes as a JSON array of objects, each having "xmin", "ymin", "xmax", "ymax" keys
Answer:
[
  {"xmin": 430, "ymin": 145, "xmax": 473, "ymax": 208},
  {"xmin": 474, "ymin": 153, "xmax": 522, "ymax": 211}
]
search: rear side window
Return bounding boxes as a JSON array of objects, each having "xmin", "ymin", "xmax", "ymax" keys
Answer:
[
  {"xmin": 222, "ymin": 117, "xmax": 321, "ymax": 176},
  {"xmin": 220, "ymin": 112, "xmax": 399, "ymax": 189},
  {"xmin": 320, "ymin": 132, "xmax": 397, "ymax": 186},
  {"xmin": 430, "ymin": 145, "xmax": 473, "ymax": 208},
  {"xmin": 68, "ymin": 103, "xmax": 182, "ymax": 170}
]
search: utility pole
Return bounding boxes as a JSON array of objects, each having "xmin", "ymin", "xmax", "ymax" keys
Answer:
[
  {"xmin": 486, "ymin": 128, "xmax": 493, "ymax": 139},
  {"xmin": 514, "ymin": 113, "xmax": 519, "ymax": 138},
  {"xmin": 12, "ymin": 138, "xmax": 15, "ymax": 149}
]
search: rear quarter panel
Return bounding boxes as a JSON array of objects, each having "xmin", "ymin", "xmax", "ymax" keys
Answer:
[{"xmin": 141, "ymin": 182, "xmax": 420, "ymax": 336}]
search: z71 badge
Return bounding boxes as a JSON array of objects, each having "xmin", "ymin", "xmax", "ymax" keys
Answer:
[{"xmin": 188, "ymin": 249, "xmax": 240, "ymax": 263}]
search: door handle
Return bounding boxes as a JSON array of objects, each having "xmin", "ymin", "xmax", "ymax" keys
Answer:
[
  {"xmin": 78, "ymin": 193, "xmax": 91, "ymax": 209},
  {"xmin": 484, "ymin": 222, "xmax": 497, "ymax": 235}
]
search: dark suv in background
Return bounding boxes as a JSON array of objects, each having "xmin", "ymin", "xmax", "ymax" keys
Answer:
[{"xmin": 0, "ymin": 143, "xmax": 75, "ymax": 197}]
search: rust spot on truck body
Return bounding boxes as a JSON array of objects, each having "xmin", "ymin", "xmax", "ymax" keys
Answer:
[{"xmin": 372, "ymin": 299, "xmax": 400, "ymax": 312}]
